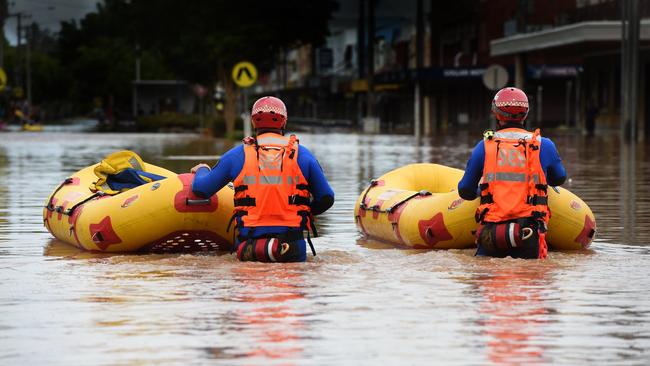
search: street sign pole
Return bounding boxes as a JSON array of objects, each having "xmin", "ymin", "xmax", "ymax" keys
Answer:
[
  {"xmin": 243, "ymin": 88, "xmax": 251, "ymax": 137},
  {"xmin": 232, "ymin": 61, "xmax": 257, "ymax": 137}
]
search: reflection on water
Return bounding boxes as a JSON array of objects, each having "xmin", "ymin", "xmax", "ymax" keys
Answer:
[
  {"xmin": 1, "ymin": 130, "xmax": 650, "ymax": 365},
  {"xmin": 224, "ymin": 265, "xmax": 307, "ymax": 361},
  {"xmin": 620, "ymin": 138, "xmax": 639, "ymax": 245},
  {"xmin": 472, "ymin": 262, "xmax": 554, "ymax": 366}
]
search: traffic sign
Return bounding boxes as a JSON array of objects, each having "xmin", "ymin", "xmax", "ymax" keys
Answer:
[
  {"xmin": 232, "ymin": 61, "xmax": 257, "ymax": 88},
  {"xmin": 482, "ymin": 64, "xmax": 509, "ymax": 91},
  {"xmin": 0, "ymin": 68, "xmax": 6, "ymax": 91}
]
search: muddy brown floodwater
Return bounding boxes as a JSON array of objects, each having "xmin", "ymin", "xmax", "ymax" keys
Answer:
[{"xmin": 1, "ymin": 130, "xmax": 649, "ymax": 365}]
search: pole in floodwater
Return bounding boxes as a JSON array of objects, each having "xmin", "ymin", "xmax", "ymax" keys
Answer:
[
  {"xmin": 366, "ymin": 0, "xmax": 376, "ymax": 119},
  {"xmin": 414, "ymin": 0, "xmax": 424, "ymax": 139},
  {"xmin": 620, "ymin": 0, "xmax": 640, "ymax": 142}
]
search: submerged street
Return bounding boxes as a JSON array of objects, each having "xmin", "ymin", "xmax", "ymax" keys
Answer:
[{"xmin": 1, "ymin": 130, "xmax": 649, "ymax": 365}]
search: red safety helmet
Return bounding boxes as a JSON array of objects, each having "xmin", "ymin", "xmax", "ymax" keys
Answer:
[
  {"xmin": 251, "ymin": 96, "xmax": 287, "ymax": 129},
  {"xmin": 492, "ymin": 87, "xmax": 529, "ymax": 123}
]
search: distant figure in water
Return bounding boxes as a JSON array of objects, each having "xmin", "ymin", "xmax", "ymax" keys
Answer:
[
  {"xmin": 190, "ymin": 96, "xmax": 335, "ymax": 262},
  {"xmin": 458, "ymin": 87, "xmax": 567, "ymax": 259}
]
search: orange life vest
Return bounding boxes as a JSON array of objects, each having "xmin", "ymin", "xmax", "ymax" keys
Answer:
[
  {"xmin": 477, "ymin": 128, "xmax": 549, "ymax": 224},
  {"xmin": 232, "ymin": 133, "xmax": 311, "ymax": 229}
]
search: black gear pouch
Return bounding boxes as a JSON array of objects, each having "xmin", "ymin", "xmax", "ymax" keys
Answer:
[
  {"xmin": 236, "ymin": 232, "xmax": 303, "ymax": 262},
  {"xmin": 477, "ymin": 218, "xmax": 540, "ymax": 259}
]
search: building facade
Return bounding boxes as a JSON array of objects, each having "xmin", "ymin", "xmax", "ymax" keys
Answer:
[{"xmin": 255, "ymin": 0, "xmax": 648, "ymax": 137}]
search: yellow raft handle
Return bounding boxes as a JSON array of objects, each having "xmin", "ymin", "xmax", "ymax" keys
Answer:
[
  {"xmin": 358, "ymin": 179, "xmax": 379, "ymax": 210},
  {"xmin": 186, "ymin": 198, "xmax": 211, "ymax": 206},
  {"xmin": 386, "ymin": 190, "xmax": 431, "ymax": 214},
  {"xmin": 45, "ymin": 177, "xmax": 75, "ymax": 211}
]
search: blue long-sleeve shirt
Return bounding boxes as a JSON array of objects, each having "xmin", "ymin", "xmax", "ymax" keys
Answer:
[
  {"xmin": 458, "ymin": 135, "xmax": 566, "ymax": 200},
  {"xmin": 192, "ymin": 142, "xmax": 335, "ymax": 237}
]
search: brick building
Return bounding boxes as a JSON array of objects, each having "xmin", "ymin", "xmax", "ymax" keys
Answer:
[{"xmin": 256, "ymin": 0, "xmax": 648, "ymax": 137}]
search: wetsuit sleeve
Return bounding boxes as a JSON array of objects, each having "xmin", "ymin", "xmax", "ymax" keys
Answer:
[
  {"xmin": 191, "ymin": 145, "xmax": 245, "ymax": 198},
  {"xmin": 298, "ymin": 145, "xmax": 335, "ymax": 216},
  {"xmin": 541, "ymin": 138, "xmax": 567, "ymax": 187},
  {"xmin": 457, "ymin": 140, "xmax": 485, "ymax": 200}
]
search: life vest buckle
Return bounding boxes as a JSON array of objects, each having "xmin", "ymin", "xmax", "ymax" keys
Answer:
[{"xmin": 288, "ymin": 194, "xmax": 310, "ymax": 206}]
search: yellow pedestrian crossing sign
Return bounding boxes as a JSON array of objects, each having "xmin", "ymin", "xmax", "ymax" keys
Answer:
[
  {"xmin": 0, "ymin": 68, "xmax": 6, "ymax": 91},
  {"xmin": 232, "ymin": 61, "xmax": 257, "ymax": 88}
]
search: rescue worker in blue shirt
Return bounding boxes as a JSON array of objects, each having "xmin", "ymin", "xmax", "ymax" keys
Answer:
[
  {"xmin": 191, "ymin": 96, "xmax": 334, "ymax": 262},
  {"xmin": 458, "ymin": 87, "xmax": 567, "ymax": 259}
]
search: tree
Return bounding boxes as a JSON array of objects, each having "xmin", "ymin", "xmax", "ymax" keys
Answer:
[
  {"xmin": 55, "ymin": 0, "xmax": 337, "ymax": 131},
  {"xmin": 57, "ymin": 1, "xmax": 173, "ymax": 112},
  {"xmin": 127, "ymin": 0, "xmax": 338, "ymax": 135}
]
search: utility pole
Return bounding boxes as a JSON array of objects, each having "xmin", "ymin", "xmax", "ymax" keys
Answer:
[
  {"xmin": 366, "ymin": 0, "xmax": 376, "ymax": 119},
  {"xmin": 357, "ymin": 0, "xmax": 365, "ymax": 80},
  {"xmin": 414, "ymin": 0, "xmax": 424, "ymax": 138},
  {"xmin": 25, "ymin": 23, "xmax": 31, "ymax": 106},
  {"xmin": 621, "ymin": 0, "xmax": 640, "ymax": 141},
  {"xmin": 357, "ymin": 0, "xmax": 366, "ymax": 128},
  {"xmin": 15, "ymin": 11, "xmax": 21, "ymax": 90},
  {"xmin": 0, "ymin": 0, "xmax": 7, "ymax": 70},
  {"xmin": 429, "ymin": 0, "xmax": 440, "ymax": 133},
  {"xmin": 133, "ymin": 43, "xmax": 141, "ymax": 117},
  {"xmin": 8, "ymin": 12, "xmax": 31, "ymax": 95}
]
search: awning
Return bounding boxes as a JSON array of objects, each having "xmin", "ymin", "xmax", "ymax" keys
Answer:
[{"xmin": 491, "ymin": 20, "xmax": 650, "ymax": 56}]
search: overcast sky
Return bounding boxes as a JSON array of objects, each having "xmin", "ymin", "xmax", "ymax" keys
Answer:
[
  {"xmin": 6, "ymin": 0, "xmax": 423, "ymax": 45},
  {"xmin": 5, "ymin": 0, "xmax": 99, "ymax": 44}
]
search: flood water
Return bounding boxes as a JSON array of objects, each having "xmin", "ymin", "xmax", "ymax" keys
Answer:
[{"xmin": 1, "ymin": 129, "xmax": 649, "ymax": 365}]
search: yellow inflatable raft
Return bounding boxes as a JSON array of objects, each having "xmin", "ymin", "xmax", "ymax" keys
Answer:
[
  {"xmin": 43, "ymin": 163, "xmax": 234, "ymax": 253},
  {"xmin": 22, "ymin": 124, "xmax": 43, "ymax": 132},
  {"xmin": 354, "ymin": 164, "xmax": 596, "ymax": 251}
]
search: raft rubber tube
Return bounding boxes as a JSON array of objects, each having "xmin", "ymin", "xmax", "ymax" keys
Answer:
[
  {"xmin": 22, "ymin": 124, "xmax": 43, "ymax": 132},
  {"xmin": 354, "ymin": 163, "xmax": 596, "ymax": 251},
  {"xmin": 43, "ymin": 163, "xmax": 234, "ymax": 253}
]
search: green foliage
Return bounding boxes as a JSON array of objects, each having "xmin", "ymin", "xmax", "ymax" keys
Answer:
[
  {"xmin": 71, "ymin": 39, "xmax": 133, "ymax": 105},
  {"xmin": 7, "ymin": 0, "xmax": 338, "ymax": 117},
  {"xmin": 130, "ymin": 0, "xmax": 338, "ymax": 81},
  {"xmin": 29, "ymin": 52, "xmax": 70, "ymax": 103},
  {"xmin": 60, "ymin": 0, "xmax": 338, "ymax": 85}
]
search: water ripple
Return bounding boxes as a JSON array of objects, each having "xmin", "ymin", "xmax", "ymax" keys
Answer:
[{"xmin": 0, "ymin": 131, "xmax": 649, "ymax": 365}]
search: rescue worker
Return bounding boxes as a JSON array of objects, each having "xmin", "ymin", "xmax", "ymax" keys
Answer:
[
  {"xmin": 191, "ymin": 96, "xmax": 335, "ymax": 262},
  {"xmin": 458, "ymin": 87, "xmax": 567, "ymax": 259}
]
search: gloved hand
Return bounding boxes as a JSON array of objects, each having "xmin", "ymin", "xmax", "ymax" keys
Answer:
[{"xmin": 190, "ymin": 164, "xmax": 211, "ymax": 174}]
